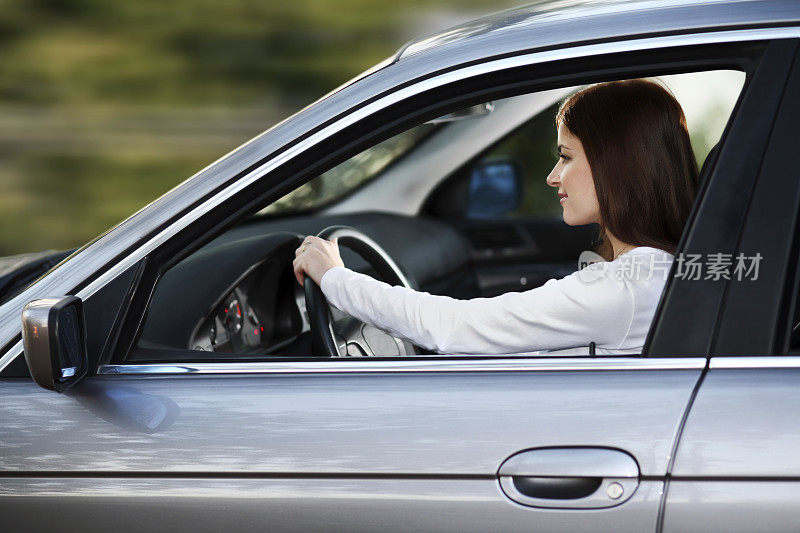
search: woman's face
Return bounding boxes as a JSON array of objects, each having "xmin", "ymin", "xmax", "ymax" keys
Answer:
[{"xmin": 546, "ymin": 123, "xmax": 601, "ymax": 226}]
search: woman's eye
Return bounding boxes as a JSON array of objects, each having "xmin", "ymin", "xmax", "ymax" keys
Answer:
[{"xmin": 558, "ymin": 153, "xmax": 569, "ymax": 162}]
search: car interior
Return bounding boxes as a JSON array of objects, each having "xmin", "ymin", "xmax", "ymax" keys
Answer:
[{"xmin": 130, "ymin": 69, "xmax": 745, "ymax": 362}]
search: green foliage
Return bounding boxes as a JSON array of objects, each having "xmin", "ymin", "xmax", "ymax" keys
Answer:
[
  {"xmin": 0, "ymin": 0, "xmax": 514, "ymax": 106},
  {"xmin": 0, "ymin": 0, "xmax": 519, "ymax": 254}
]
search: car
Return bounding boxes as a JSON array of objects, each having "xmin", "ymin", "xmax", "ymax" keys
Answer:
[{"xmin": 2, "ymin": 0, "xmax": 800, "ymax": 530}]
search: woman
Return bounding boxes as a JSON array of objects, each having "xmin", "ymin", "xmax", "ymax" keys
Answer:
[{"xmin": 292, "ymin": 79, "xmax": 699, "ymax": 355}]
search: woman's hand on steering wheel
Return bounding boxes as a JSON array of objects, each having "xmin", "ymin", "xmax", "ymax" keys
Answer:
[
  {"xmin": 293, "ymin": 235, "xmax": 345, "ymax": 286},
  {"xmin": 294, "ymin": 226, "xmax": 415, "ymax": 357}
]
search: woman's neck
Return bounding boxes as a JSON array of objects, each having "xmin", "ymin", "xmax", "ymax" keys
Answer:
[{"xmin": 605, "ymin": 232, "xmax": 637, "ymax": 260}]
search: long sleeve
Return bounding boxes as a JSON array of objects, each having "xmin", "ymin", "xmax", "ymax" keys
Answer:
[{"xmin": 319, "ymin": 251, "xmax": 669, "ymax": 354}]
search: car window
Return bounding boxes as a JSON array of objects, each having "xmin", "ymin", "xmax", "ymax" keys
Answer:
[
  {"xmin": 424, "ymin": 70, "xmax": 745, "ymax": 221},
  {"xmin": 259, "ymin": 123, "xmax": 440, "ymax": 216},
  {"xmin": 130, "ymin": 69, "xmax": 745, "ymax": 362}
]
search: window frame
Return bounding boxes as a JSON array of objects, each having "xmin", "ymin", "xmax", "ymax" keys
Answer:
[
  {"xmin": 0, "ymin": 31, "xmax": 783, "ymax": 378},
  {"xmin": 647, "ymin": 38, "xmax": 799, "ymax": 357},
  {"xmin": 101, "ymin": 38, "xmax": 788, "ymax": 368},
  {"xmin": 710, "ymin": 42, "xmax": 800, "ymax": 356}
]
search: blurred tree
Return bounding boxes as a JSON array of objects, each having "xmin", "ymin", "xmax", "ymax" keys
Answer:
[{"xmin": 0, "ymin": 0, "xmax": 520, "ymax": 254}]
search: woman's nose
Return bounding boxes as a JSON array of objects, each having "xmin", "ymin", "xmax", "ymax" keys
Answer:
[{"xmin": 546, "ymin": 165, "xmax": 560, "ymax": 187}]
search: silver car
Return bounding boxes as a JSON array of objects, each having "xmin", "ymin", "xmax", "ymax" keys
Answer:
[{"xmin": 2, "ymin": 0, "xmax": 800, "ymax": 531}]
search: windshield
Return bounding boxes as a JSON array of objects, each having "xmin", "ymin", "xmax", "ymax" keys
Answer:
[{"xmin": 260, "ymin": 122, "xmax": 438, "ymax": 215}]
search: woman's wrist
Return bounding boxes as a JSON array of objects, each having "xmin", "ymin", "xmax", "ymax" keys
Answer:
[
  {"xmin": 308, "ymin": 259, "xmax": 344, "ymax": 285},
  {"xmin": 320, "ymin": 265, "xmax": 345, "ymax": 289}
]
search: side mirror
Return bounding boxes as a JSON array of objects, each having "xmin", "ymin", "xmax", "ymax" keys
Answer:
[
  {"xmin": 21, "ymin": 296, "xmax": 88, "ymax": 392},
  {"xmin": 466, "ymin": 159, "xmax": 522, "ymax": 218}
]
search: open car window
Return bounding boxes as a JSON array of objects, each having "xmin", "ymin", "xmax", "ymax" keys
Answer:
[
  {"xmin": 130, "ymin": 69, "xmax": 745, "ymax": 363},
  {"xmin": 424, "ymin": 70, "xmax": 745, "ymax": 222}
]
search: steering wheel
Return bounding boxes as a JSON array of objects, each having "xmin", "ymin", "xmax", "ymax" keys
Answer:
[{"xmin": 303, "ymin": 225, "xmax": 417, "ymax": 357}]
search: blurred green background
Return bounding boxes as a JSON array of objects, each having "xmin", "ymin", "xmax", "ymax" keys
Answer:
[{"xmin": 0, "ymin": 0, "xmax": 520, "ymax": 255}]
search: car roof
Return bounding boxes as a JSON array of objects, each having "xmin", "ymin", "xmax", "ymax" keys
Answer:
[{"xmin": 397, "ymin": 0, "xmax": 800, "ymax": 63}]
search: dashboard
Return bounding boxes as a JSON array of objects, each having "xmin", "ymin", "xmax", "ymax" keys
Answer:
[
  {"xmin": 192, "ymin": 287, "xmax": 258, "ymax": 353},
  {"xmin": 132, "ymin": 212, "xmax": 473, "ymax": 361},
  {"xmin": 189, "ymin": 264, "xmax": 300, "ymax": 354}
]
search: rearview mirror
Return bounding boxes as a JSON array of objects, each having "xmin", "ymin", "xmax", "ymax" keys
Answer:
[
  {"xmin": 466, "ymin": 159, "xmax": 522, "ymax": 218},
  {"xmin": 21, "ymin": 296, "xmax": 88, "ymax": 392}
]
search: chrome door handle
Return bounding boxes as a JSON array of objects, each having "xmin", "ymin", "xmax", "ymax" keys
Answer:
[{"xmin": 497, "ymin": 447, "xmax": 640, "ymax": 509}]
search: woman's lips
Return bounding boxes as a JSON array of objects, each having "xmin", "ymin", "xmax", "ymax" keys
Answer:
[{"xmin": 559, "ymin": 193, "xmax": 568, "ymax": 204}]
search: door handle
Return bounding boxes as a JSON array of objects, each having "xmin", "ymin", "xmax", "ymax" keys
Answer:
[
  {"xmin": 512, "ymin": 476, "xmax": 603, "ymax": 500},
  {"xmin": 497, "ymin": 447, "xmax": 640, "ymax": 509}
]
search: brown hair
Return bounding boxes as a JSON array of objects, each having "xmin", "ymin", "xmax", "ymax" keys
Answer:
[{"xmin": 556, "ymin": 79, "xmax": 699, "ymax": 259}]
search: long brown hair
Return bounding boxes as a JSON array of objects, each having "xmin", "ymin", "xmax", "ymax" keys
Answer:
[{"xmin": 556, "ymin": 79, "xmax": 699, "ymax": 259}]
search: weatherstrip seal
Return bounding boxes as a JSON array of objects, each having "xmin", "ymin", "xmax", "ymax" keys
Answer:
[{"xmin": 97, "ymin": 357, "xmax": 706, "ymax": 375}]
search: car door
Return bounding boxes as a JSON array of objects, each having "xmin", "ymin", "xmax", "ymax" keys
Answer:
[
  {"xmin": 0, "ymin": 362, "xmax": 703, "ymax": 532},
  {"xmin": 0, "ymin": 33, "xmax": 793, "ymax": 533},
  {"xmin": 661, "ymin": 40, "xmax": 800, "ymax": 533}
]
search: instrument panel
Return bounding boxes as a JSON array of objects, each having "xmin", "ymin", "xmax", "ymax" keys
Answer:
[
  {"xmin": 192, "ymin": 287, "xmax": 264, "ymax": 352},
  {"xmin": 189, "ymin": 256, "xmax": 302, "ymax": 355}
]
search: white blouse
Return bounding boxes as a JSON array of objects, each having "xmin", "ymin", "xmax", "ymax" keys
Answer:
[{"xmin": 320, "ymin": 246, "xmax": 674, "ymax": 355}]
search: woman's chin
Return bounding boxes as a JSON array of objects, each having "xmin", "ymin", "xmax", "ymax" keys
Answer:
[
  {"xmin": 562, "ymin": 211, "xmax": 592, "ymax": 226},
  {"xmin": 562, "ymin": 211, "xmax": 578, "ymax": 226}
]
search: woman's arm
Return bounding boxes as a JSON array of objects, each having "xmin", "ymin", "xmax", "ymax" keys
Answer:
[{"xmin": 320, "ymin": 264, "xmax": 634, "ymax": 354}]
